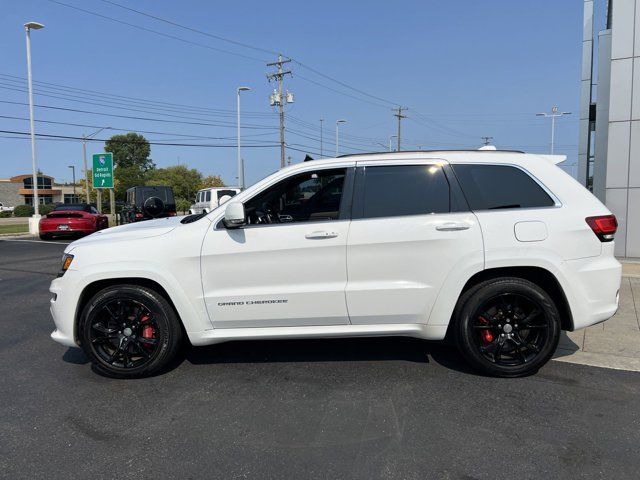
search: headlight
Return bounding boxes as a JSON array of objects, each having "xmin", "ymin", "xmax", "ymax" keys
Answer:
[{"xmin": 58, "ymin": 254, "xmax": 74, "ymax": 277}]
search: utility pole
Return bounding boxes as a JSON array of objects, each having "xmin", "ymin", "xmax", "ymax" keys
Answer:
[
  {"xmin": 393, "ymin": 107, "xmax": 407, "ymax": 151},
  {"xmin": 68, "ymin": 165, "xmax": 76, "ymax": 199},
  {"xmin": 536, "ymin": 106, "xmax": 571, "ymax": 154},
  {"xmin": 267, "ymin": 55, "xmax": 292, "ymax": 168},
  {"xmin": 481, "ymin": 136, "xmax": 493, "ymax": 146},
  {"xmin": 319, "ymin": 118, "xmax": 324, "ymax": 158},
  {"xmin": 336, "ymin": 119, "xmax": 347, "ymax": 157},
  {"xmin": 236, "ymin": 86, "xmax": 250, "ymax": 189}
]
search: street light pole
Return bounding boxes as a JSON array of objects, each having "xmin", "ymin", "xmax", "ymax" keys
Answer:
[
  {"xmin": 536, "ymin": 106, "xmax": 571, "ymax": 155},
  {"xmin": 389, "ymin": 135, "xmax": 398, "ymax": 152},
  {"xmin": 336, "ymin": 119, "xmax": 346, "ymax": 157},
  {"xmin": 24, "ymin": 21, "xmax": 44, "ymax": 224},
  {"xmin": 237, "ymin": 87, "xmax": 250, "ymax": 189},
  {"xmin": 68, "ymin": 165, "xmax": 76, "ymax": 199}
]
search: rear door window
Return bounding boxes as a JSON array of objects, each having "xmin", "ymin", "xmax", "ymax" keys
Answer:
[
  {"xmin": 357, "ymin": 165, "xmax": 450, "ymax": 219},
  {"xmin": 452, "ymin": 164, "xmax": 555, "ymax": 210}
]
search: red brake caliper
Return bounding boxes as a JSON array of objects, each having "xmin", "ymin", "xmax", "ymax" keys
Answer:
[
  {"xmin": 140, "ymin": 314, "xmax": 155, "ymax": 345},
  {"xmin": 478, "ymin": 316, "xmax": 494, "ymax": 344}
]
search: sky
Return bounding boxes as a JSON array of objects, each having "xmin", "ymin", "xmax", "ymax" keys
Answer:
[{"xmin": 1, "ymin": 0, "xmax": 589, "ymax": 187}]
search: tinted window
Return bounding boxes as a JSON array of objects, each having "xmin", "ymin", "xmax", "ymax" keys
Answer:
[
  {"xmin": 244, "ymin": 168, "xmax": 346, "ymax": 224},
  {"xmin": 54, "ymin": 204, "xmax": 90, "ymax": 212},
  {"xmin": 360, "ymin": 165, "xmax": 450, "ymax": 218},
  {"xmin": 217, "ymin": 190, "xmax": 237, "ymax": 200},
  {"xmin": 452, "ymin": 164, "xmax": 555, "ymax": 210},
  {"xmin": 206, "ymin": 191, "xmax": 211, "ymax": 202},
  {"xmin": 139, "ymin": 187, "xmax": 175, "ymax": 204}
]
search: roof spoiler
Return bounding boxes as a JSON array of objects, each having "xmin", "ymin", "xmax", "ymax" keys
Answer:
[{"xmin": 536, "ymin": 154, "xmax": 567, "ymax": 165}]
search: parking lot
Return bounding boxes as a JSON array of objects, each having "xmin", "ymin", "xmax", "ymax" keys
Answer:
[{"xmin": 1, "ymin": 238, "xmax": 640, "ymax": 480}]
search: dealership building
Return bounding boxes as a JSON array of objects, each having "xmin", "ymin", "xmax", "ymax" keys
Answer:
[
  {"xmin": 0, "ymin": 174, "xmax": 80, "ymax": 208},
  {"xmin": 580, "ymin": 0, "xmax": 640, "ymax": 257}
]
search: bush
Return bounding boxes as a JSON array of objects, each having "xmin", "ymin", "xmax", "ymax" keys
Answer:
[
  {"xmin": 40, "ymin": 204, "xmax": 56, "ymax": 215},
  {"xmin": 13, "ymin": 205, "xmax": 34, "ymax": 217},
  {"xmin": 0, "ymin": 211, "xmax": 12, "ymax": 218},
  {"xmin": 176, "ymin": 197, "xmax": 192, "ymax": 214}
]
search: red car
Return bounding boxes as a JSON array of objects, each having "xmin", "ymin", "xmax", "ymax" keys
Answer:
[{"xmin": 39, "ymin": 203, "xmax": 109, "ymax": 240}]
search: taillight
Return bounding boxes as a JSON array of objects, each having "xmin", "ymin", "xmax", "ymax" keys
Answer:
[
  {"xmin": 168, "ymin": 211, "xmax": 176, "ymax": 216},
  {"xmin": 586, "ymin": 215, "xmax": 617, "ymax": 242},
  {"xmin": 135, "ymin": 213, "xmax": 143, "ymax": 218}
]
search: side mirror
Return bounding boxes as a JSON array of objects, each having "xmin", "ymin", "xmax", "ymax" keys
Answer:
[
  {"xmin": 223, "ymin": 202, "xmax": 245, "ymax": 228},
  {"xmin": 219, "ymin": 194, "xmax": 232, "ymax": 206}
]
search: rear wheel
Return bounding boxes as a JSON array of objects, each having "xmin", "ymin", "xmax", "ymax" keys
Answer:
[
  {"xmin": 455, "ymin": 277, "xmax": 560, "ymax": 377},
  {"xmin": 39, "ymin": 233, "xmax": 51, "ymax": 240},
  {"xmin": 79, "ymin": 285, "xmax": 183, "ymax": 378}
]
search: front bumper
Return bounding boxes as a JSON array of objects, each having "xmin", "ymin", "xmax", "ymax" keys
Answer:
[{"xmin": 49, "ymin": 270, "xmax": 83, "ymax": 347}]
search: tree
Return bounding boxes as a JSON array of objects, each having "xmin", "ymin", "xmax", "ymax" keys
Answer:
[
  {"xmin": 147, "ymin": 165, "xmax": 203, "ymax": 201},
  {"xmin": 201, "ymin": 175, "xmax": 225, "ymax": 189},
  {"xmin": 105, "ymin": 133, "xmax": 154, "ymax": 199},
  {"xmin": 175, "ymin": 198, "xmax": 192, "ymax": 214}
]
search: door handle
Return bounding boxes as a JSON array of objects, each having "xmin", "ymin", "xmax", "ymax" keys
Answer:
[
  {"xmin": 435, "ymin": 222, "xmax": 471, "ymax": 231},
  {"xmin": 305, "ymin": 231, "xmax": 339, "ymax": 239}
]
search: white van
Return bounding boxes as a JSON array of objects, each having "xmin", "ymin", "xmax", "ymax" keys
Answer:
[{"xmin": 189, "ymin": 187, "xmax": 240, "ymax": 214}]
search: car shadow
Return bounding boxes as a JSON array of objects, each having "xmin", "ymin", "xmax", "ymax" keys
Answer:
[
  {"xmin": 552, "ymin": 331, "xmax": 581, "ymax": 359},
  {"xmin": 184, "ymin": 337, "xmax": 478, "ymax": 375},
  {"xmin": 62, "ymin": 337, "xmax": 479, "ymax": 376}
]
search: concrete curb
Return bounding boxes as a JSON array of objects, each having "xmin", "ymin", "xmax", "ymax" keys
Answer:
[{"xmin": 553, "ymin": 348, "xmax": 640, "ymax": 372}]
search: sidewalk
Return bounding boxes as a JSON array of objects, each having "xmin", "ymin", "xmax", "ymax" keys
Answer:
[{"xmin": 554, "ymin": 268, "xmax": 640, "ymax": 372}]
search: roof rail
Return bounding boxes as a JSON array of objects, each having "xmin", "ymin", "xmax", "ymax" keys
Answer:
[{"xmin": 337, "ymin": 149, "xmax": 525, "ymax": 158}]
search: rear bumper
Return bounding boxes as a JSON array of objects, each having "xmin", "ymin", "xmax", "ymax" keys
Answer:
[
  {"xmin": 561, "ymin": 246, "xmax": 621, "ymax": 330},
  {"xmin": 39, "ymin": 222, "xmax": 95, "ymax": 234}
]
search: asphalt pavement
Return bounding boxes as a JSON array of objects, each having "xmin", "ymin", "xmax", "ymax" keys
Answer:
[{"xmin": 1, "ymin": 238, "xmax": 640, "ymax": 480}]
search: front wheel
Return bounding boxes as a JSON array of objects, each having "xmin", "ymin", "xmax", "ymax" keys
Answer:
[
  {"xmin": 79, "ymin": 285, "xmax": 183, "ymax": 378},
  {"xmin": 455, "ymin": 277, "xmax": 560, "ymax": 377}
]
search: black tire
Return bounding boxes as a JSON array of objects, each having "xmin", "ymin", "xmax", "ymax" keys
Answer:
[
  {"xmin": 455, "ymin": 277, "xmax": 560, "ymax": 377},
  {"xmin": 79, "ymin": 284, "xmax": 183, "ymax": 378},
  {"xmin": 39, "ymin": 233, "xmax": 51, "ymax": 240}
]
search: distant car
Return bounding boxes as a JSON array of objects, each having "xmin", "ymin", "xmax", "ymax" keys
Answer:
[
  {"xmin": 0, "ymin": 202, "xmax": 14, "ymax": 213},
  {"xmin": 189, "ymin": 187, "xmax": 240, "ymax": 214},
  {"xmin": 39, "ymin": 203, "xmax": 108, "ymax": 240},
  {"xmin": 120, "ymin": 186, "xmax": 176, "ymax": 224}
]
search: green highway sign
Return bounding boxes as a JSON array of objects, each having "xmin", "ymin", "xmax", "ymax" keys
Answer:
[{"xmin": 92, "ymin": 152, "xmax": 114, "ymax": 189}]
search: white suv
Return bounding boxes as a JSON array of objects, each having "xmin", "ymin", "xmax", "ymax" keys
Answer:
[
  {"xmin": 189, "ymin": 187, "xmax": 240, "ymax": 214},
  {"xmin": 49, "ymin": 150, "xmax": 621, "ymax": 378}
]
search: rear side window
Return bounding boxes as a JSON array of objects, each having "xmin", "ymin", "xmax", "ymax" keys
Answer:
[
  {"xmin": 452, "ymin": 164, "xmax": 555, "ymax": 210},
  {"xmin": 206, "ymin": 191, "xmax": 211, "ymax": 202},
  {"xmin": 359, "ymin": 165, "xmax": 450, "ymax": 218}
]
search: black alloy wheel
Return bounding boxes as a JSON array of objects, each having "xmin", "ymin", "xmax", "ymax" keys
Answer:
[
  {"xmin": 80, "ymin": 285, "xmax": 183, "ymax": 378},
  {"xmin": 455, "ymin": 277, "xmax": 561, "ymax": 377}
]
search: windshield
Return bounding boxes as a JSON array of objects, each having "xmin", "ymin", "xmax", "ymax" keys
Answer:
[{"xmin": 54, "ymin": 204, "xmax": 89, "ymax": 212}]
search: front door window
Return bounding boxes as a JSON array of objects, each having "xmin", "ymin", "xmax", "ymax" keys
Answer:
[{"xmin": 244, "ymin": 168, "xmax": 346, "ymax": 225}]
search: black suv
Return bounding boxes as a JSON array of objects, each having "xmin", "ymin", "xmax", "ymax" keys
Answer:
[{"xmin": 120, "ymin": 186, "xmax": 177, "ymax": 224}]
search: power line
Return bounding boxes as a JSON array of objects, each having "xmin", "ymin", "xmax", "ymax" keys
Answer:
[
  {"xmin": 0, "ymin": 73, "xmax": 274, "ymax": 117},
  {"xmin": 100, "ymin": 0, "xmax": 281, "ymax": 57},
  {"xmin": 0, "ymin": 99, "xmax": 277, "ymax": 130},
  {"xmin": 0, "ymin": 129, "xmax": 279, "ymax": 148},
  {"xmin": 46, "ymin": 0, "xmax": 268, "ymax": 63},
  {"xmin": 0, "ymin": 114, "xmax": 277, "ymax": 141},
  {"xmin": 47, "ymin": 0, "xmax": 402, "ymax": 110},
  {"xmin": 0, "ymin": 84, "xmax": 275, "ymax": 128}
]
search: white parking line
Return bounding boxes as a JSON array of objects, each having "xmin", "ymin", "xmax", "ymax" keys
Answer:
[{"xmin": 0, "ymin": 238, "xmax": 72, "ymax": 245}]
